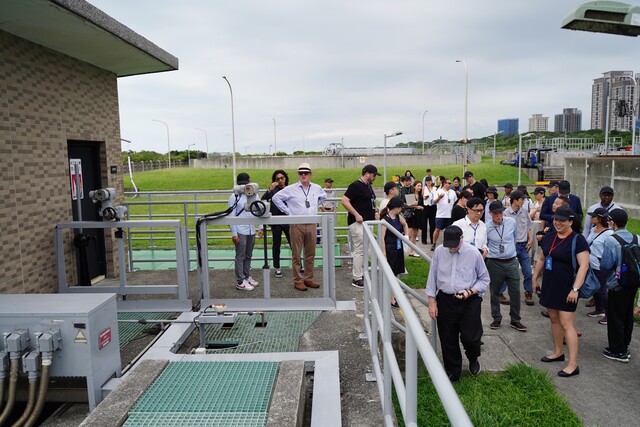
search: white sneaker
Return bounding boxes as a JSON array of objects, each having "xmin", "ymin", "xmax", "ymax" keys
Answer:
[
  {"xmin": 275, "ymin": 269, "xmax": 283, "ymax": 278},
  {"xmin": 236, "ymin": 279, "xmax": 254, "ymax": 291},
  {"xmin": 246, "ymin": 276, "xmax": 259, "ymax": 287}
]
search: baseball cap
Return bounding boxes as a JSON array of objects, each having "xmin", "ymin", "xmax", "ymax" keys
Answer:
[
  {"xmin": 588, "ymin": 207, "xmax": 609, "ymax": 218},
  {"xmin": 387, "ymin": 196, "xmax": 404, "ymax": 209},
  {"xmin": 236, "ymin": 172, "xmax": 250, "ymax": 184},
  {"xmin": 510, "ymin": 190, "xmax": 525, "ymax": 200},
  {"xmin": 325, "ymin": 178, "xmax": 334, "ymax": 183},
  {"xmin": 362, "ymin": 164, "xmax": 381, "ymax": 176},
  {"xmin": 608, "ymin": 209, "xmax": 628, "ymax": 227},
  {"xmin": 443, "ymin": 225, "xmax": 463, "ymax": 248},
  {"xmin": 297, "ymin": 163, "xmax": 312, "ymax": 173},
  {"xmin": 553, "ymin": 206, "xmax": 575, "ymax": 221},
  {"xmin": 383, "ymin": 181, "xmax": 398, "ymax": 194},
  {"xmin": 533, "ymin": 186, "xmax": 546, "ymax": 195},
  {"xmin": 600, "ymin": 186, "xmax": 614, "ymax": 195},
  {"xmin": 558, "ymin": 180, "xmax": 571, "ymax": 194},
  {"xmin": 504, "ymin": 183, "xmax": 513, "ymax": 189},
  {"xmin": 489, "ymin": 201, "xmax": 505, "ymax": 213},
  {"xmin": 463, "ymin": 171, "xmax": 473, "ymax": 179},
  {"xmin": 547, "ymin": 180, "xmax": 559, "ymax": 188}
]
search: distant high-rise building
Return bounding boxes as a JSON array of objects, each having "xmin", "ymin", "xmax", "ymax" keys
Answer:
[
  {"xmin": 554, "ymin": 108, "xmax": 582, "ymax": 133},
  {"xmin": 498, "ymin": 118, "xmax": 519, "ymax": 136},
  {"xmin": 592, "ymin": 71, "xmax": 637, "ymax": 131},
  {"xmin": 528, "ymin": 114, "xmax": 548, "ymax": 132}
]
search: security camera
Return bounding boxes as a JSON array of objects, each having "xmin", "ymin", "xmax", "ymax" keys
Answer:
[
  {"xmin": 232, "ymin": 183, "xmax": 268, "ymax": 217},
  {"xmin": 89, "ymin": 188, "xmax": 127, "ymax": 221}
]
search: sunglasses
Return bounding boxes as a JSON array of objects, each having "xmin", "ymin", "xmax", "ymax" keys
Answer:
[
  {"xmin": 298, "ymin": 171, "xmax": 310, "ymax": 176},
  {"xmin": 275, "ymin": 176, "xmax": 286, "ymax": 180}
]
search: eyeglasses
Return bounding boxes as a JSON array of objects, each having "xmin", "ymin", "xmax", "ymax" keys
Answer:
[
  {"xmin": 275, "ymin": 176, "xmax": 286, "ymax": 180},
  {"xmin": 298, "ymin": 172, "xmax": 310, "ymax": 176},
  {"xmin": 471, "ymin": 208, "xmax": 484, "ymax": 213}
]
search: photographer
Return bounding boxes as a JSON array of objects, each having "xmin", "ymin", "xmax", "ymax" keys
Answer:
[{"xmin": 229, "ymin": 172, "xmax": 263, "ymax": 291}]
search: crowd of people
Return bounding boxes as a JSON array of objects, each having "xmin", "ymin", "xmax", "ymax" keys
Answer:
[{"xmin": 229, "ymin": 164, "xmax": 639, "ymax": 382}]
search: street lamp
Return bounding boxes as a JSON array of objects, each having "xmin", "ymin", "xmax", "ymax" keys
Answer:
[
  {"xmin": 383, "ymin": 131, "xmax": 403, "ymax": 183},
  {"xmin": 152, "ymin": 119, "xmax": 171, "ymax": 169},
  {"xmin": 272, "ymin": 118, "xmax": 277, "ymax": 155},
  {"xmin": 268, "ymin": 144, "xmax": 273, "ymax": 155},
  {"xmin": 456, "ymin": 59, "xmax": 469, "ymax": 173},
  {"xmin": 187, "ymin": 143, "xmax": 196, "ymax": 166},
  {"xmin": 222, "ymin": 76, "xmax": 237, "ymax": 184},
  {"xmin": 518, "ymin": 132, "xmax": 536, "ymax": 186},
  {"xmin": 194, "ymin": 128, "xmax": 209, "ymax": 160},
  {"xmin": 562, "ymin": 1, "xmax": 640, "ymax": 153},
  {"xmin": 493, "ymin": 130, "xmax": 504, "ymax": 165},
  {"xmin": 422, "ymin": 109, "xmax": 428, "ymax": 154},
  {"xmin": 618, "ymin": 74, "xmax": 638, "ymax": 154}
]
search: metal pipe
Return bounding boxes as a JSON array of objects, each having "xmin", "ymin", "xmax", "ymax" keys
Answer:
[
  {"xmin": 11, "ymin": 373, "xmax": 39, "ymax": 427},
  {"xmin": 0, "ymin": 357, "xmax": 19, "ymax": 425},
  {"xmin": 24, "ymin": 357, "xmax": 52, "ymax": 427}
]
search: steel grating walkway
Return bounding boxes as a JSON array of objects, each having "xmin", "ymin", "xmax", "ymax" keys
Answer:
[
  {"xmin": 124, "ymin": 361, "xmax": 277, "ymax": 427},
  {"xmin": 203, "ymin": 310, "xmax": 321, "ymax": 353},
  {"xmin": 118, "ymin": 312, "xmax": 177, "ymax": 349}
]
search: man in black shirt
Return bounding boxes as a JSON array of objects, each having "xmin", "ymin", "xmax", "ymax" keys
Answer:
[
  {"xmin": 342, "ymin": 164, "xmax": 381, "ymax": 288},
  {"xmin": 463, "ymin": 171, "xmax": 486, "ymax": 201}
]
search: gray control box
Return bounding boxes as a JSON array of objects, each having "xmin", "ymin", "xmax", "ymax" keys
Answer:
[{"xmin": 0, "ymin": 294, "xmax": 121, "ymax": 410}]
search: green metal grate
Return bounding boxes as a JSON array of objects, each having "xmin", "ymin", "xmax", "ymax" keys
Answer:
[
  {"xmin": 118, "ymin": 312, "xmax": 177, "ymax": 349},
  {"xmin": 203, "ymin": 311, "xmax": 321, "ymax": 354},
  {"xmin": 124, "ymin": 361, "xmax": 277, "ymax": 427}
]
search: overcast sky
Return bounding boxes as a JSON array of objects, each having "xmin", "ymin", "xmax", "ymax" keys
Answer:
[{"xmin": 89, "ymin": 0, "xmax": 640, "ymax": 155}]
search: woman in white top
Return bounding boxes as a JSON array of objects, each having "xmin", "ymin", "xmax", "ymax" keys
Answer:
[{"xmin": 585, "ymin": 207, "xmax": 614, "ymax": 322}]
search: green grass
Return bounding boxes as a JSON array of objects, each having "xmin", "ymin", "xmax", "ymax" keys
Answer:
[{"xmin": 394, "ymin": 363, "xmax": 581, "ymax": 427}]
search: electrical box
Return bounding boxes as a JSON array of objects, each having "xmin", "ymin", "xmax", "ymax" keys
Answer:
[{"xmin": 0, "ymin": 294, "xmax": 121, "ymax": 410}]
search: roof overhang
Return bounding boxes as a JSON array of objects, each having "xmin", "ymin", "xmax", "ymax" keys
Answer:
[
  {"xmin": 0, "ymin": 0, "xmax": 178, "ymax": 77},
  {"xmin": 561, "ymin": 1, "xmax": 640, "ymax": 37}
]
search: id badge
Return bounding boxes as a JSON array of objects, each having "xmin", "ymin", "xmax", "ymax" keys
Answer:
[
  {"xmin": 396, "ymin": 240, "xmax": 402, "ymax": 250},
  {"xmin": 305, "ymin": 200, "xmax": 310, "ymax": 208},
  {"xmin": 545, "ymin": 256, "xmax": 553, "ymax": 270},
  {"xmin": 470, "ymin": 241, "xmax": 476, "ymax": 247},
  {"xmin": 499, "ymin": 244, "xmax": 505, "ymax": 253}
]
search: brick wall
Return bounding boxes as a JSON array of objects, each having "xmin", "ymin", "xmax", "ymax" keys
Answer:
[{"xmin": 0, "ymin": 30, "xmax": 123, "ymax": 294}]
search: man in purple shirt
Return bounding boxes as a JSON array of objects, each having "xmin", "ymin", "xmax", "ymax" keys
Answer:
[{"xmin": 425, "ymin": 225, "xmax": 490, "ymax": 382}]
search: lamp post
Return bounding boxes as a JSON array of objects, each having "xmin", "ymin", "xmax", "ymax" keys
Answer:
[
  {"xmin": 383, "ymin": 131, "xmax": 403, "ymax": 183},
  {"xmin": 456, "ymin": 59, "xmax": 469, "ymax": 173},
  {"xmin": 618, "ymin": 74, "xmax": 638, "ymax": 154},
  {"xmin": 194, "ymin": 128, "xmax": 209, "ymax": 160},
  {"xmin": 152, "ymin": 119, "xmax": 171, "ymax": 169},
  {"xmin": 493, "ymin": 130, "xmax": 504, "ymax": 165},
  {"xmin": 518, "ymin": 132, "xmax": 535, "ymax": 186},
  {"xmin": 272, "ymin": 118, "xmax": 277, "ymax": 155},
  {"xmin": 422, "ymin": 109, "xmax": 428, "ymax": 154},
  {"xmin": 222, "ymin": 76, "xmax": 237, "ymax": 184},
  {"xmin": 187, "ymin": 143, "xmax": 196, "ymax": 166}
]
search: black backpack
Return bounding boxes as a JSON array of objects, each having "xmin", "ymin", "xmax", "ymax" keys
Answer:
[{"xmin": 612, "ymin": 234, "xmax": 640, "ymax": 288}]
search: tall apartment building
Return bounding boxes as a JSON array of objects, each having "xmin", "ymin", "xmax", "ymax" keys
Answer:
[
  {"xmin": 554, "ymin": 108, "xmax": 582, "ymax": 133},
  {"xmin": 591, "ymin": 70, "xmax": 637, "ymax": 131},
  {"xmin": 497, "ymin": 118, "xmax": 519, "ymax": 136},
  {"xmin": 528, "ymin": 114, "xmax": 548, "ymax": 132}
]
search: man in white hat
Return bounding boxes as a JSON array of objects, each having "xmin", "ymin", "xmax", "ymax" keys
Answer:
[{"xmin": 272, "ymin": 163, "xmax": 327, "ymax": 291}]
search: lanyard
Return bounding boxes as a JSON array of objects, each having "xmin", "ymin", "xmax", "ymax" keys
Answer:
[
  {"xmin": 360, "ymin": 178, "xmax": 376, "ymax": 207},
  {"xmin": 469, "ymin": 221, "xmax": 479, "ymax": 244},
  {"xmin": 493, "ymin": 223, "xmax": 505, "ymax": 243},
  {"xmin": 549, "ymin": 232, "xmax": 568, "ymax": 254},
  {"xmin": 300, "ymin": 184, "xmax": 311, "ymax": 204}
]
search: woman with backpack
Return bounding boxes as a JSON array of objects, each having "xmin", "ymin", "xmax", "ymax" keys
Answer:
[
  {"xmin": 532, "ymin": 206, "xmax": 590, "ymax": 377},
  {"xmin": 585, "ymin": 208, "xmax": 614, "ymax": 324}
]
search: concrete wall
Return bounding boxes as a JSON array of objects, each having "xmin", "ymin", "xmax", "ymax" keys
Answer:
[
  {"xmin": 192, "ymin": 153, "xmax": 474, "ymax": 170},
  {"xmin": 0, "ymin": 30, "xmax": 123, "ymax": 294},
  {"xmin": 564, "ymin": 157, "xmax": 640, "ymax": 218}
]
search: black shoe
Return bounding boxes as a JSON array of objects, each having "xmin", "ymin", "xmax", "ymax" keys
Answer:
[
  {"xmin": 557, "ymin": 366, "xmax": 579, "ymax": 377},
  {"xmin": 541, "ymin": 354, "xmax": 565, "ymax": 363},
  {"xmin": 540, "ymin": 309, "xmax": 549, "ymax": 318},
  {"xmin": 391, "ymin": 300, "xmax": 400, "ymax": 309},
  {"xmin": 469, "ymin": 359, "xmax": 480, "ymax": 375}
]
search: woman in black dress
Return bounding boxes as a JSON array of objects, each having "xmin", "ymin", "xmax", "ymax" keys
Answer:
[
  {"xmin": 532, "ymin": 206, "xmax": 589, "ymax": 377},
  {"xmin": 382, "ymin": 197, "xmax": 409, "ymax": 308},
  {"xmin": 405, "ymin": 181, "xmax": 425, "ymax": 257}
]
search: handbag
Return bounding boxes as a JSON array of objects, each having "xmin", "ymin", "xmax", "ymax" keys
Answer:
[{"xmin": 571, "ymin": 234, "xmax": 600, "ymax": 299}]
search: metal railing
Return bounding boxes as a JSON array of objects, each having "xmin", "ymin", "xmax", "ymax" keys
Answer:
[{"xmin": 362, "ymin": 220, "xmax": 472, "ymax": 427}]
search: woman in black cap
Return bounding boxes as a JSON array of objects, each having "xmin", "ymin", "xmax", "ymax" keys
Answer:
[
  {"xmin": 381, "ymin": 196, "xmax": 409, "ymax": 307},
  {"xmin": 532, "ymin": 206, "xmax": 589, "ymax": 377}
]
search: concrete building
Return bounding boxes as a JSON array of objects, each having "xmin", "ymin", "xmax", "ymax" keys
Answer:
[
  {"xmin": 554, "ymin": 108, "xmax": 582, "ymax": 133},
  {"xmin": 498, "ymin": 118, "xmax": 519, "ymax": 136},
  {"xmin": 0, "ymin": 0, "xmax": 178, "ymax": 294},
  {"xmin": 592, "ymin": 71, "xmax": 637, "ymax": 131},
  {"xmin": 528, "ymin": 114, "xmax": 548, "ymax": 132}
]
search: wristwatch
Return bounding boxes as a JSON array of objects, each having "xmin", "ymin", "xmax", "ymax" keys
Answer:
[{"xmin": 571, "ymin": 287, "xmax": 579, "ymax": 292}]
